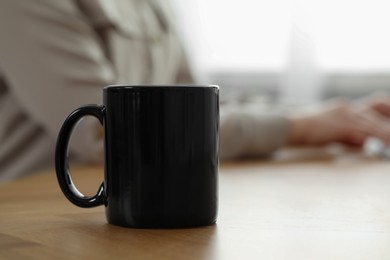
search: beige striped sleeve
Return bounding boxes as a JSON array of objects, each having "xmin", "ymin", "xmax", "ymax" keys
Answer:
[{"xmin": 219, "ymin": 100, "xmax": 290, "ymax": 160}]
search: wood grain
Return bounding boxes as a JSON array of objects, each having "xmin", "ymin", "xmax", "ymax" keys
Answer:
[{"xmin": 2, "ymin": 147, "xmax": 390, "ymax": 259}]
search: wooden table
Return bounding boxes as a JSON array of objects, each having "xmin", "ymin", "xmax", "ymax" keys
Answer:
[{"xmin": 2, "ymin": 147, "xmax": 390, "ymax": 259}]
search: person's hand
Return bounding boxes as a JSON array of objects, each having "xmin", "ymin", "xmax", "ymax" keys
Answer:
[{"xmin": 287, "ymin": 96, "xmax": 390, "ymax": 146}]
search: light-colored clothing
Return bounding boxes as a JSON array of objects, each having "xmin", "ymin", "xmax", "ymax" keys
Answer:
[{"xmin": 0, "ymin": 0, "xmax": 289, "ymax": 182}]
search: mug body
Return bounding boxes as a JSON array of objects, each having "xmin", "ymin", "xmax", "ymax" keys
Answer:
[{"xmin": 103, "ymin": 85, "xmax": 219, "ymax": 228}]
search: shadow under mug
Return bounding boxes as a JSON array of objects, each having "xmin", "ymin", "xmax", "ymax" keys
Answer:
[{"xmin": 55, "ymin": 85, "xmax": 219, "ymax": 228}]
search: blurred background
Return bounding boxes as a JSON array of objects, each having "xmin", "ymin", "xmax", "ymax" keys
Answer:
[{"xmin": 171, "ymin": 0, "xmax": 390, "ymax": 104}]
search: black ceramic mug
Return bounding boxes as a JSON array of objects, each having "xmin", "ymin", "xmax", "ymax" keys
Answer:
[{"xmin": 55, "ymin": 85, "xmax": 219, "ymax": 228}]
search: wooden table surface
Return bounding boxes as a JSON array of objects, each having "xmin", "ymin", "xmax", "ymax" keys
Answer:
[{"xmin": 2, "ymin": 147, "xmax": 390, "ymax": 259}]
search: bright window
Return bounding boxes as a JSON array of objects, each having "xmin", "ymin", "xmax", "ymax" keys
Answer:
[{"xmin": 171, "ymin": 0, "xmax": 390, "ymax": 102}]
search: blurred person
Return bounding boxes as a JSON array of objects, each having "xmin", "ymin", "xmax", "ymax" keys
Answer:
[{"xmin": 1, "ymin": 0, "xmax": 390, "ymax": 181}]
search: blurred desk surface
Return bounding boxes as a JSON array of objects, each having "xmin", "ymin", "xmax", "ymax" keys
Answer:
[{"xmin": 1, "ymin": 147, "xmax": 390, "ymax": 259}]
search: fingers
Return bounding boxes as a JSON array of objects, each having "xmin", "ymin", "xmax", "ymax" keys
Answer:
[
  {"xmin": 370, "ymin": 99, "xmax": 390, "ymax": 117},
  {"xmin": 342, "ymin": 131, "xmax": 367, "ymax": 146},
  {"xmin": 286, "ymin": 99, "xmax": 390, "ymax": 147},
  {"xmin": 348, "ymin": 107, "xmax": 390, "ymax": 145},
  {"xmin": 355, "ymin": 93, "xmax": 390, "ymax": 117}
]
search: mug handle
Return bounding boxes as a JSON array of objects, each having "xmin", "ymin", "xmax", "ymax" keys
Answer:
[{"xmin": 55, "ymin": 105, "xmax": 105, "ymax": 208}]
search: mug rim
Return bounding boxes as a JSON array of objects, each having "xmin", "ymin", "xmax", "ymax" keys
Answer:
[{"xmin": 104, "ymin": 84, "xmax": 219, "ymax": 91}]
